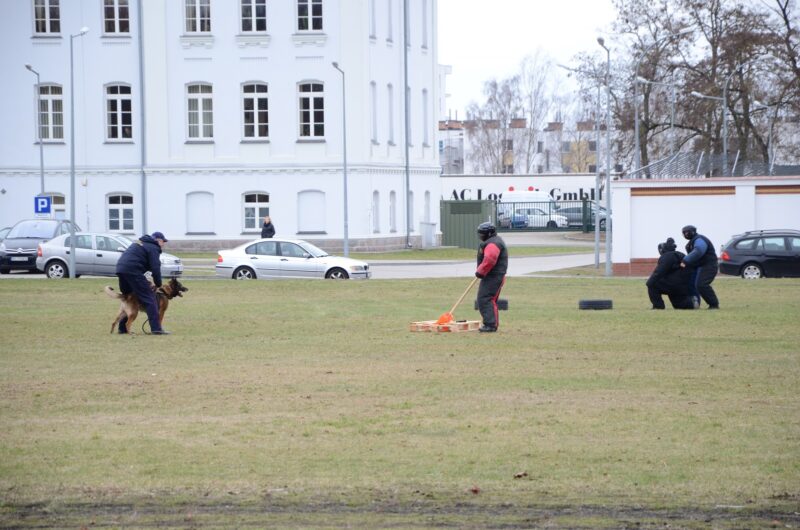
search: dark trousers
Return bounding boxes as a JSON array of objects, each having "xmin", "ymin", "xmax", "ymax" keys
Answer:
[
  {"xmin": 477, "ymin": 274, "xmax": 505, "ymax": 329},
  {"xmin": 117, "ymin": 273, "xmax": 163, "ymax": 333},
  {"xmin": 648, "ymin": 285, "xmax": 695, "ymax": 310},
  {"xmin": 689, "ymin": 263, "xmax": 719, "ymax": 308}
]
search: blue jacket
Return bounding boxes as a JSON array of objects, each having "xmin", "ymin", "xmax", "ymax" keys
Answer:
[{"xmin": 115, "ymin": 234, "xmax": 163, "ymax": 286}]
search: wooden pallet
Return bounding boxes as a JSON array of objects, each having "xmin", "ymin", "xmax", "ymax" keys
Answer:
[{"xmin": 409, "ymin": 320, "xmax": 481, "ymax": 333}]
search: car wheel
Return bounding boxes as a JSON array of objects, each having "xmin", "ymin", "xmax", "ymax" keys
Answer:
[
  {"xmin": 232, "ymin": 266, "xmax": 256, "ymax": 280},
  {"xmin": 741, "ymin": 263, "xmax": 763, "ymax": 279},
  {"xmin": 546, "ymin": 220, "xmax": 557, "ymax": 229},
  {"xmin": 599, "ymin": 219, "xmax": 606, "ymax": 230},
  {"xmin": 326, "ymin": 267, "xmax": 349, "ymax": 279},
  {"xmin": 45, "ymin": 260, "xmax": 68, "ymax": 279},
  {"xmin": 0, "ymin": 268, "xmax": 9, "ymax": 275}
]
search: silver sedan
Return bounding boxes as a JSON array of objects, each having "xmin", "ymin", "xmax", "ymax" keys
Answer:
[
  {"xmin": 36, "ymin": 233, "xmax": 183, "ymax": 279},
  {"xmin": 216, "ymin": 238, "xmax": 370, "ymax": 280}
]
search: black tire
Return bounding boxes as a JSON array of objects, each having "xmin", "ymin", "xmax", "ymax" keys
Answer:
[
  {"xmin": 0, "ymin": 268, "xmax": 9, "ymax": 275},
  {"xmin": 546, "ymin": 220, "xmax": 557, "ymax": 229},
  {"xmin": 326, "ymin": 267, "xmax": 349, "ymax": 279},
  {"xmin": 740, "ymin": 262, "xmax": 763, "ymax": 280},
  {"xmin": 579, "ymin": 299, "xmax": 613, "ymax": 310},
  {"xmin": 232, "ymin": 266, "xmax": 256, "ymax": 280},
  {"xmin": 474, "ymin": 299, "xmax": 509, "ymax": 310},
  {"xmin": 45, "ymin": 260, "xmax": 68, "ymax": 279}
]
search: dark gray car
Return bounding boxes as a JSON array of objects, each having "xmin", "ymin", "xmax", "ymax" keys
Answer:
[{"xmin": 0, "ymin": 219, "xmax": 80, "ymax": 274}]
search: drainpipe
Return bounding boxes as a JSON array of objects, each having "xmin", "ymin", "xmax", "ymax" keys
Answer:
[{"xmin": 137, "ymin": 0, "xmax": 148, "ymax": 234}]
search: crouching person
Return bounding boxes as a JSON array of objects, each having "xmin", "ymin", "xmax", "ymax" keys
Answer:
[{"xmin": 646, "ymin": 238, "xmax": 696, "ymax": 310}]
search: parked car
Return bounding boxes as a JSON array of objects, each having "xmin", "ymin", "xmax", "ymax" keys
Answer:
[
  {"xmin": 216, "ymin": 238, "xmax": 371, "ymax": 280},
  {"xmin": 36, "ymin": 232, "xmax": 183, "ymax": 279},
  {"xmin": 0, "ymin": 219, "xmax": 81, "ymax": 274},
  {"xmin": 497, "ymin": 211, "xmax": 529, "ymax": 229},
  {"xmin": 719, "ymin": 229, "xmax": 800, "ymax": 279},
  {"xmin": 557, "ymin": 205, "xmax": 607, "ymax": 229},
  {"xmin": 514, "ymin": 207, "xmax": 569, "ymax": 228}
]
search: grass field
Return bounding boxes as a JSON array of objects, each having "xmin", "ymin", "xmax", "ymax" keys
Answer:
[{"xmin": 0, "ymin": 276, "xmax": 798, "ymax": 528}]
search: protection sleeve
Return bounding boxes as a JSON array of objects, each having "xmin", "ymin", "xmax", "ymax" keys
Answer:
[
  {"xmin": 683, "ymin": 238, "xmax": 707, "ymax": 265},
  {"xmin": 476, "ymin": 243, "xmax": 500, "ymax": 276}
]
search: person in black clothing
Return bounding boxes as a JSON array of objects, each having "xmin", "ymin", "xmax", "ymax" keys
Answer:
[
  {"xmin": 679, "ymin": 225, "xmax": 720, "ymax": 309},
  {"xmin": 261, "ymin": 216, "xmax": 275, "ymax": 238},
  {"xmin": 475, "ymin": 222, "xmax": 508, "ymax": 332},
  {"xmin": 115, "ymin": 231, "xmax": 170, "ymax": 335},
  {"xmin": 646, "ymin": 238, "xmax": 696, "ymax": 310}
]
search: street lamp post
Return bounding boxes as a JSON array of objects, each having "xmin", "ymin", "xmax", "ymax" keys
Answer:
[
  {"xmin": 690, "ymin": 65, "xmax": 740, "ymax": 177},
  {"xmin": 68, "ymin": 27, "xmax": 89, "ymax": 279},
  {"xmin": 556, "ymin": 63, "xmax": 602, "ymax": 268},
  {"xmin": 632, "ymin": 29, "xmax": 691, "ymax": 173},
  {"xmin": 636, "ymin": 73, "xmax": 677, "ymax": 155},
  {"xmin": 597, "ymin": 37, "xmax": 612, "ymax": 277},
  {"xmin": 25, "ymin": 64, "xmax": 45, "ymax": 197},
  {"xmin": 331, "ymin": 62, "xmax": 349, "ymax": 257}
]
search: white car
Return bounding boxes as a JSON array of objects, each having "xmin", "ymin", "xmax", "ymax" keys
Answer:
[
  {"xmin": 215, "ymin": 238, "xmax": 371, "ymax": 280},
  {"xmin": 514, "ymin": 207, "xmax": 569, "ymax": 228},
  {"xmin": 36, "ymin": 232, "xmax": 183, "ymax": 279}
]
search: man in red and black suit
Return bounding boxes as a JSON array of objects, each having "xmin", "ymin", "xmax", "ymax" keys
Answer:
[{"xmin": 475, "ymin": 222, "xmax": 508, "ymax": 333}]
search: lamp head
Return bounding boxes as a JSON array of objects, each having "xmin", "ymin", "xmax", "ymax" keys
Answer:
[
  {"xmin": 690, "ymin": 91, "xmax": 703, "ymax": 98},
  {"xmin": 25, "ymin": 64, "xmax": 33, "ymax": 71},
  {"xmin": 636, "ymin": 76, "xmax": 649, "ymax": 84},
  {"xmin": 596, "ymin": 36, "xmax": 605, "ymax": 47},
  {"xmin": 79, "ymin": 26, "xmax": 89, "ymax": 35},
  {"xmin": 332, "ymin": 61, "xmax": 338, "ymax": 68}
]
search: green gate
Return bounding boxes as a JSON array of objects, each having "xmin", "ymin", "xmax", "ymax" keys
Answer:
[{"xmin": 440, "ymin": 200, "xmax": 496, "ymax": 249}]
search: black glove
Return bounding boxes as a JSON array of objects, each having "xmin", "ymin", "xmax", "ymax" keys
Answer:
[{"xmin": 475, "ymin": 272, "xmax": 485, "ymax": 279}]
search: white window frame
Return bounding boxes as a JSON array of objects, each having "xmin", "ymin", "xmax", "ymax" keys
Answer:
[
  {"xmin": 422, "ymin": 88, "xmax": 429, "ymax": 146},
  {"xmin": 105, "ymin": 83, "xmax": 133, "ymax": 141},
  {"xmin": 370, "ymin": 81, "xmax": 378, "ymax": 144},
  {"xmin": 33, "ymin": 0, "xmax": 61, "ymax": 34},
  {"xmin": 298, "ymin": 82, "xmax": 325, "ymax": 139},
  {"xmin": 369, "ymin": 0, "xmax": 376, "ymax": 38},
  {"xmin": 372, "ymin": 190, "xmax": 380, "ymax": 233},
  {"xmin": 240, "ymin": 0, "xmax": 267, "ymax": 33},
  {"xmin": 387, "ymin": 83, "xmax": 394, "ymax": 145},
  {"xmin": 297, "ymin": 0, "xmax": 322, "ymax": 31},
  {"xmin": 103, "ymin": 0, "xmax": 130, "ymax": 34},
  {"xmin": 38, "ymin": 84, "xmax": 64, "ymax": 141},
  {"xmin": 107, "ymin": 193, "xmax": 134, "ymax": 232},
  {"xmin": 421, "ymin": 0, "xmax": 428, "ymax": 49},
  {"xmin": 243, "ymin": 192, "xmax": 270, "ymax": 232},
  {"xmin": 185, "ymin": 0, "xmax": 211, "ymax": 33},
  {"xmin": 242, "ymin": 82, "xmax": 269, "ymax": 140},
  {"xmin": 186, "ymin": 83, "xmax": 214, "ymax": 140},
  {"xmin": 386, "ymin": 0, "xmax": 393, "ymax": 43}
]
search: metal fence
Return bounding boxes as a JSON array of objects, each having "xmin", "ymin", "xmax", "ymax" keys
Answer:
[
  {"xmin": 495, "ymin": 200, "xmax": 606, "ymax": 233},
  {"xmin": 627, "ymin": 152, "xmax": 800, "ymax": 179}
]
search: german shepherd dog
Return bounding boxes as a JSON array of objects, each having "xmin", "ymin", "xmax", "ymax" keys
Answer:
[{"xmin": 105, "ymin": 277, "xmax": 188, "ymax": 334}]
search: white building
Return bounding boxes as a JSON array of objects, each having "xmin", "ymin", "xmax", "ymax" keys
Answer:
[{"xmin": 0, "ymin": 0, "xmax": 441, "ymax": 250}]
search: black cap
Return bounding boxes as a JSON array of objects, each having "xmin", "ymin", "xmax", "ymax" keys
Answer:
[{"xmin": 151, "ymin": 231, "xmax": 168, "ymax": 242}]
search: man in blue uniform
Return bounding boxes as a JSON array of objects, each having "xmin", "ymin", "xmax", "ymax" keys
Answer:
[
  {"xmin": 679, "ymin": 225, "xmax": 719, "ymax": 309},
  {"xmin": 646, "ymin": 238, "xmax": 696, "ymax": 310},
  {"xmin": 475, "ymin": 222, "xmax": 508, "ymax": 332},
  {"xmin": 115, "ymin": 231, "xmax": 170, "ymax": 334}
]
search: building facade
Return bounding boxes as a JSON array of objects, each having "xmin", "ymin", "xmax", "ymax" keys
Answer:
[{"xmin": 0, "ymin": 0, "xmax": 441, "ymax": 250}]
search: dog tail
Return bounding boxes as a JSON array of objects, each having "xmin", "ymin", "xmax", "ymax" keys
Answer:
[{"xmin": 105, "ymin": 286, "xmax": 123, "ymax": 299}]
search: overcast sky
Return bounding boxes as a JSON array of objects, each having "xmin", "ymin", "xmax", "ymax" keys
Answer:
[{"xmin": 437, "ymin": 0, "xmax": 618, "ymax": 119}]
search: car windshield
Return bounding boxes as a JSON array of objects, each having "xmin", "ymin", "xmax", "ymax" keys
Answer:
[
  {"xmin": 298, "ymin": 241, "xmax": 329, "ymax": 257},
  {"xmin": 7, "ymin": 220, "xmax": 58, "ymax": 238},
  {"xmin": 114, "ymin": 235, "xmax": 135, "ymax": 247}
]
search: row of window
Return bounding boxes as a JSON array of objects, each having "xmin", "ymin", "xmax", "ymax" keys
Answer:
[
  {"xmin": 44, "ymin": 189, "xmax": 423, "ymax": 234},
  {"xmin": 34, "ymin": 0, "xmax": 324, "ymax": 36},
  {"xmin": 33, "ymin": 0, "xmax": 431, "ymax": 48},
  {"xmin": 32, "ymin": 81, "xmax": 431, "ymax": 144}
]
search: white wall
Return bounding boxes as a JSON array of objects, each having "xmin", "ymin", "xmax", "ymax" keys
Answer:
[{"xmin": 612, "ymin": 177, "xmax": 800, "ymax": 263}]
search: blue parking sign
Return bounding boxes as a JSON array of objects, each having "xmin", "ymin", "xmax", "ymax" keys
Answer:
[{"xmin": 35, "ymin": 195, "xmax": 51, "ymax": 215}]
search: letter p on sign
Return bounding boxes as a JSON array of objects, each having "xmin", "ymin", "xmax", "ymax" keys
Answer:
[{"xmin": 35, "ymin": 195, "xmax": 51, "ymax": 215}]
